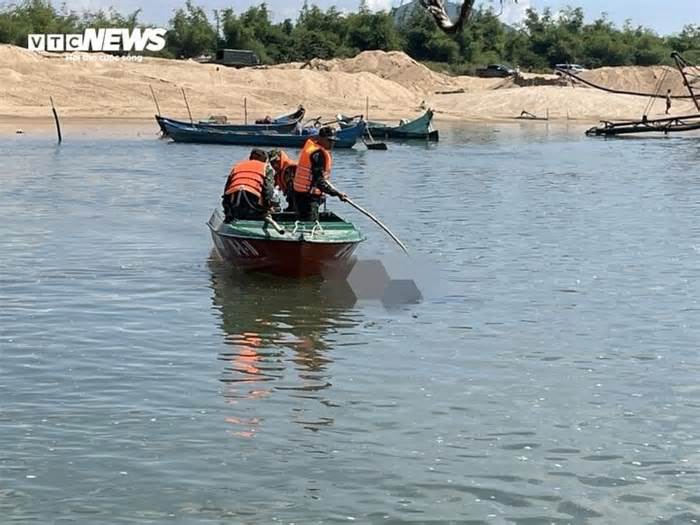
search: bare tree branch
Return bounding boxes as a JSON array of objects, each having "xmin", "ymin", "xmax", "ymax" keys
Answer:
[{"xmin": 419, "ymin": 0, "xmax": 514, "ymax": 34}]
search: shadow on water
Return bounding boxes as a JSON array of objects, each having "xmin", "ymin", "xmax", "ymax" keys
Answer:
[{"xmin": 207, "ymin": 254, "xmax": 362, "ymax": 436}]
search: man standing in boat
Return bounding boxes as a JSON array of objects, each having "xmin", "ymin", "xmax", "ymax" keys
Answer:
[
  {"xmin": 292, "ymin": 126, "xmax": 348, "ymax": 222},
  {"xmin": 222, "ymin": 149, "xmax": 276, "ymax": 222}
]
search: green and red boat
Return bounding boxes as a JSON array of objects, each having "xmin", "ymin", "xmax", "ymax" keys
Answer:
[{"xmin": 207, "ymin": 209, "xmax": 365, "ymax": 278}]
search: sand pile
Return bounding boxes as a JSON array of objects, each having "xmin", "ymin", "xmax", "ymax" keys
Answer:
[
  {"xmin": 0, "ymin": 44, "xmax": 424, "ymax": 121},
  {"xmin": 284, "ymin": 50, "xmax": 457, "ymax": 93},
  {"xmin": 0, "ymin": 44, "xmax": 697, "ymax": 133},
  {"xmin": 328, "ymin": 50, "xmax": 456, "ymax": 92},
  {"xmin": 580, "ymin": 65, "xmax": 689, "ymax": 96}
]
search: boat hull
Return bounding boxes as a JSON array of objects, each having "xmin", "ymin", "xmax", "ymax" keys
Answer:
[
  {"xmin": 207, "ymin": 209, "xmax": 364, "ymax": 278},
  {"xmin": 156, "ymin": 115, "xmax": 300, "ymax": 135},
  {"xmin": 163, "ymin": 119, "xmax": 366, "ymax": 149},
  {"xmin": 340, "ymin": 109, "xmax": 438, "ymax": 141},
  {"xmin": 368, "ymin": 127, "xmax": 439, "ymax": 141}
]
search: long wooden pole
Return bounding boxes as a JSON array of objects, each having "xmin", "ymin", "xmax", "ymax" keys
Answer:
[
  {"xmin": 149, "ymin": 85, "xmax": 161, "ymax": 116},
  {"xmin": 181, "ymin": 87, "xmax": 193, "ymax": 123},
  {"xmin": 344, "ymin": 198, "xmax": 408, "ymax": 255},
  {"xmin": 244, "ymin": 97, "xmax": 248, "ymax": 124},
  {"xmin": 264, "ymin": 214, "xmax": 285, "ymax": 235},
  {"xmin": 50, "ymin": 96, "xmax": 62, "ymax": 144},
  {"xmin": 672, "ymin": 52, "xmax": 700, "ymax": 111},
  {"xmin": 557, "ymin": 66, "xmax": 696, "ymax": 101}
]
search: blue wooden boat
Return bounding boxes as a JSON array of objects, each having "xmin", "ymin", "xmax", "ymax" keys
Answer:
[
  {"xmin": 156, "ymin": 106, "xmax": 305, "ymax": 136},
  {"xmin": 338, "ymin": 109, "xmax": 439, "ymax": 141},
  {"xmin": 161, "ymin": 118, "xmax": 367, "ymax": 149}
]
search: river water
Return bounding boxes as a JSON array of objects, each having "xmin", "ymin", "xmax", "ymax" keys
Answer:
[{"xmin": 2, "ymin": 123, "xmax": 700, "ymax": 524}]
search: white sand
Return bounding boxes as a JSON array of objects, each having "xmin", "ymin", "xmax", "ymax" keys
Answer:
[{"xmin": 0, "ymin": 45, "xmax": 696, "ymax": 135}]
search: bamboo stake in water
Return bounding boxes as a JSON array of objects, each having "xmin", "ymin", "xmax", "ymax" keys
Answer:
[
  {"xmin": 149, "ymin": 85, "xmax": 161, "ymax": 116},
  {"xmin": 50, "ymin": 96, "xmax": 62, "ymax": 144},
  {"xmin": 244, "ymin": 97, "xmax": 248, "ymax": 124},
  {"xmin": 181, "ymin": 87, "xmax": 193, "ymax": 124}
]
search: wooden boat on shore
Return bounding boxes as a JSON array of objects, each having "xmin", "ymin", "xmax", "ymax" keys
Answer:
[
  {"xmin": 156, "ymin": 106, "xmax": 305, "ymax": 136},
  {"xmin": 576, "ymin": 52, "xmax": 700, "ymax": 137},
  {"xmin": 162, "ymin": 118, "xmax": 367, "ymax": 149},
  {"xmin": 207, "ymin": 209, "xmax": 364, "ymax": 278},
  {"xmin": 338, "ymin": 109, "xmax": 439, "ymax": 141},
  {"xmin": 585, "ymin": 114, "xmax": 700, "ymax": 136}
]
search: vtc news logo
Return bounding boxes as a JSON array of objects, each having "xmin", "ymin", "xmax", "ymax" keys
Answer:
[{"xmin": 28, "ymin": 28, "xmax": 167, "ymax": 53}]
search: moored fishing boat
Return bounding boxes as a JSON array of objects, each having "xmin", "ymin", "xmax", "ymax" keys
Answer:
[
  {"xmin": 162, "ymin": 118, "xmax": 367, "ymax": 149},
  {"xmin": 156, "ymin": 106, "xmax": 305, "ymax": 136},
  {"xmin": 207, "ymin": 209, "xmax": 365, "ymax": 278},
  {"xmin": 338, "ymin": 109, "xmax": 439, "ymax": 141}
]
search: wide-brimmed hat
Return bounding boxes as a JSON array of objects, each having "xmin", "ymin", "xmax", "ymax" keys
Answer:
[
  {"xmin": 318, "ymin": 126, "xmax": 338, "ymax": 141},
  {"xmin": 249, "ymin": 148, "xmax": 268, "ymax": 161}
]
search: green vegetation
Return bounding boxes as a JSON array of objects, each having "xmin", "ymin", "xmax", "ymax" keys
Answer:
[{"xmin": 1, "ymin": 0, "xmax": 698, "ymax": 71}]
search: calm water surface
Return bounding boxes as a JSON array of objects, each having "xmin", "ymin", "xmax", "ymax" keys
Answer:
[{"xmin": 2, "ymin": 123, "xmax": 700, "ymax": 524}]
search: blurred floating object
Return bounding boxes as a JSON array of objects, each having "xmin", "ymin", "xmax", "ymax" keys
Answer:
[
  {"xmin": 381, "ymin": 279, "xmax": 423, "ymax": 308},
  {"xmin": 319, "ymin": 279, "xmax": 358, "ymax": 309},
  {"xmin": 15, "ymin": 129, "xmax": 24, "ymax": 134},
  {"xmin": 347, "ymin": 259, "xmax": 390, "ymax": 300}
]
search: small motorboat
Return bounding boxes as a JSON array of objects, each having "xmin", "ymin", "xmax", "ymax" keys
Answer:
[
  {"xmin": 207, "ymin": 209, "xmax": 365, "ymax": 278},
  {"xmin": 338, "ymin": 109, "xmax": 439, "ymax": 141}
]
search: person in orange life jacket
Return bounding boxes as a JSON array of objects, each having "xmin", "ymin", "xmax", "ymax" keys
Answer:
[
  {"xmin": 292, "ymin": 126, "xmax": 348, "ymax": 222},
  {"xmin": 222, "ymin": 148, "xmax": 276, "ymax": 222},
  {"xmin": 268, "ymin": 149, "xmax": 297, "ymax": 212}
]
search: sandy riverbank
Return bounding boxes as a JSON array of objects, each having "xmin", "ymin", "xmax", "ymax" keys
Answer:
[{"xmin": 0, "ymin": 44, "xmax": 695, "ymax": 136}]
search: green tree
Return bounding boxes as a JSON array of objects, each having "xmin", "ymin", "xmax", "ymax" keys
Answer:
[
  {"xmin": 0, "ymin": 0, "xmax": 694, "ymax": 70},
  {"xmin": 666, "ymin": 24, "xmax": 700, "ymax": 63},
  {"xmin": 401, "ymin": 8, "xmax": 459, "ymax": 63},
  {"xmin": 291, "ymin": 4, "xmax": 352, "ymax": 59},
  {"xmin": 78, "ymin": 8, "xmax": 141, "ymax": 31},
  {"xmin": 345, "ymin": 9, "xmax": 402, "ymax": 53},
  {"xmin": 166, "ymin": 0, "xmax": 216, "ymax": 58},
  {"xmin": 0, "ymin": 0, "xmax": 80, "ymax": 46}
]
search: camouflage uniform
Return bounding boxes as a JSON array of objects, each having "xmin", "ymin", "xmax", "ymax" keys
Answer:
[{"xmin": 293, "ymin": 149, "xmax": 343, "ymax": 222}]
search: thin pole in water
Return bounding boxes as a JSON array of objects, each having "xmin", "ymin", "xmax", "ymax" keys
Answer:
[
  {"xmin": 244, "ymin": 97, "xmax": 248, "ymax": 124},
  {"xmin": 344, "ymin": 198, "xmax": 408, "ymax": 255},
  {"xmin": 50, "ymin": 96, "xmax": 62, "ymax": 144},
  {"xmin": 181, "ymin": 87, "xmax": 193, "ymax": 124},
  {"xmin": 149, "ymin": 85, "xmax": 161, "ymax": 116},
  {"xmin": 366, "ymin": 96, "xmax": 369, "ymax": 120}
]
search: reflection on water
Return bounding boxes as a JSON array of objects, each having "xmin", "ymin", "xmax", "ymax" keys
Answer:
[{"xmin": 208, "ymin": 255, "xmax": 361, "ymax": 436}]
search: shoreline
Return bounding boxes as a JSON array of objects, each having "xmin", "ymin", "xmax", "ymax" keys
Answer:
[
  {"xmin": 0, "ymin": 114, "xmax": 626, "ymax": 139},
  {"xmin": 2, "ymin": 45, "xmax": 696, "ymax": 139}
]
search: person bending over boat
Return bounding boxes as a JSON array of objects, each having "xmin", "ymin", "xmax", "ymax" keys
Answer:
[
  {"xmin": 292, "ymin": 126, "xmax": 348, "ymax": 222},
  {"xmin": 222, "ymin": 149, "xmax": 276, "ymax": 222},
  {"xmin": 268, "ymin": 149, "xmax": 297, "ymax": 212}
]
